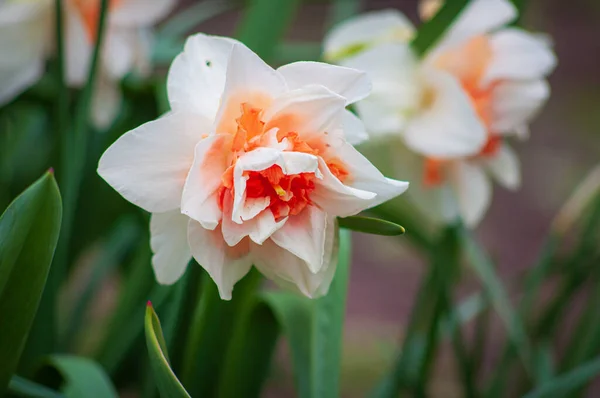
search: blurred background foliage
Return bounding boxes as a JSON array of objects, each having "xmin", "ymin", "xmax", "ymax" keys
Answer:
[{"xmin": 0, "ymin": 0, "xmax": 599, "ymax": 397}]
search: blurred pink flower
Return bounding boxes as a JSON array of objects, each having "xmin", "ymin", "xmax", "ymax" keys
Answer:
[{"xmin": 98, "ymin": 34, "xmax": 408, "ymax": 299}]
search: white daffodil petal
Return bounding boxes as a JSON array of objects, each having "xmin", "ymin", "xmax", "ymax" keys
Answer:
[
  {"xmin": 98, "ymin": 112, "xmax": 211, "ymax": 213},
  {"xmin": 483, "ymin": 143, "xmax": 520, "ymax": 190},
  {"xmin": 483, "ymin": 28, "xmax": 557, "ymax": 84},
  {"xmin": 433, "ymin": 0, "xmax": 517, "ymax": 54},
  {"xmin": 253, "ymin": 217, "xmax": 337, "ymax": 298},
  {"xmin": 271, "ymin": 206, "xmax": 328, "ymax": 274},
  {"xmin": 103, "ymin": 28, "xmax": 136, "ymax": 80},
  {"xmin": 110, "ymin": 0, "xmax": 176, "ymax": 26},
  {"xmin": 167, "ymin": 33, "xmax": 239, "ymax": 118},
  {"xmin": 181, "ymin": 135, "xmax": 232, "ymax": 229},
  {"xmin": 264, "ymin": 85, "xmax": 347, "ymax": 139},
  {"xmin": 450, "ymin": 160, "xmax": 492, "ymax": 227},
  {"xmin": 0, "ymin": 2, "xmax": 49, "ymax": 105},
  {"xmin": 404, "ymin": 69, "xmax": 487, "ymax": 158},
  {"xmin": 277, "ymin": 61, "xmax": 371, "ymax": 104},
  {"xmin": 150, "ymin": 210, "xmax": 192, "ymax": 285},
  {"xmin": 491, "ymin": 79, "xmax": 550, "ymax": 134},
  {"xmin": 91, "ymin": 73, "xmax": 122, "ymax": 130},
  {"xmin": 65, "ymin": 5, "xmax": 92, "ymax": 86},
  {"xmin": 323, "ymin": 9, "xmax": 415, "ymax": 61},
  {"xmin": 342, "ymin": 43, "xmax": 420, "ymax": 136},
  {"xmin": 342, "ymin": 110, "xmax": 369, "ymax": 145},
  {"xmin": 333, "ymin": 141, "xmax": 410, "ymax": 207},
  {"xmin": 188, "ymin": 220, "xmax": 253, "ymax": 300},
  {"xmin": 311, "ymin": 158, "xmax": 378, "ymax": 218}
]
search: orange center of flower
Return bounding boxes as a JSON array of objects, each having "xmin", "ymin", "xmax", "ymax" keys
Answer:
[
  {"xmin": 217, "ymin": 101, "xmax": 349, "ymax": 220},
  {"xmin": 73, "ymin": 0, "xmax": 122, "ymax": 41},
  {"xmin": 423, "ymin": 35, "xmax": 503, "ymax": 186}
]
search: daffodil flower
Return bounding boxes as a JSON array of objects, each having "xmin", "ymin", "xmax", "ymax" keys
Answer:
[
  {"xmin": 324, "ymin": 0, "xmax": 556, "ymax": 226},
  {"xmin": 98, "ymin": 34, "xmax": 409, "ymax": 299},
  {"xmin": 0, "ymin": 0, "xmax": 52, "ymax": 105}
]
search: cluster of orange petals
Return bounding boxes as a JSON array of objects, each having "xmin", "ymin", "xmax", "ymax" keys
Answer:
[{"xmin": 218, "ymin": 103, "xmax": 349, "ymax": 220}]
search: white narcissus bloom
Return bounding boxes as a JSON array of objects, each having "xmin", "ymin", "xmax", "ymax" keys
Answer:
[
  {"xmin": 65, "ymin": 0, "xmax": 175, "ymax": 128},
  {"xmin": 98, "ymin": 34, "xmax": 409, "ymax": 300},
  {"xmin": 324, "ymin": 0, "xmax": 556, "ymax": 227},
  {"xmin": 0, "ymin": 0, "xmax": 52, "ymax": 105}
]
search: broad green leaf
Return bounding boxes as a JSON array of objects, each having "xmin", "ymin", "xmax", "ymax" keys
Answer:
[
  {"xmin": 338, "ymin": 216, "xmax": 405, "ymax": 236},
  {"xmin": 460, "ymin": 229, "xmax": 532, "ymax": 374},
  {"xmin": 39, "ymin": 356, "xmax": 117, "ymax": 398},
  {"xmin": 263, "ymin": 229, "xmax": 352, "ymax": 398},
  {"xmin": 236, "ymin": 0, "xmax": 300, "ymax": 61},
  {"xmin": 410, "ymin": 0, "xmax": 470, "ymax": 56},
  {"xmin": 180, "ymin": 270, "xmax": 261, "ymax": 397},
  {"xmin": 145, "ymin": 303, "xmax": 191, "ymax": 398},
  {"xmin": 8, "ymin": 376, "xmax": 64, "ymax": 398},
  {"xmin": 0, "ymin": 171, "xmax": 62, "ymax": 393},
  {"xmin": 217, "ymin": 300, "xmax": 280, "ymax": 398},
  {"xmin": 522, "ymin": 357, "xmax": 600, "ymax": 398}
]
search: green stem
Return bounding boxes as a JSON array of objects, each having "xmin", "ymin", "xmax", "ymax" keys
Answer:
[{"xmin": 54, "ymin": 0, "xmax": 110, "ymax": 349}]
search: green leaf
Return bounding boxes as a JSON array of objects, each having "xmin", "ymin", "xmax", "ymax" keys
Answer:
[
  {"xmin": 263, "ymin": 228, "xmax": 352, "ymax": 398},
  {"xmin": 157, "ymin": 0, "xmax": 233, "ymax": 39},
  {"xmin": 40, "ymin": 356, "xmax": 117, "ymax": 398},
  {"xmin": 0, "ymin": 171, "xmax": 62, "ymax": 392},
  {"xmin": 338, "ymin": 216, "xmax": 405, "ymax": 236},
  {"xmin": 180, "ymin": 270, "xmax": 261, "ymax": 397},
  {"xmin": 8, "ymin": 376, "xmax": 64, "ymax": 398},
  {"xmin": 460, "ymin": 229, "xmax": 532, "ymax": 374},
  {"xmin": 217, "ymin": 300, "xmax": 281, "ymax": 398},
  {"xmin": 145, "ymin": 303, "xmax": 191, "ymax": 398},
  {"xmin": 236, "ymin": 0, "xmax": 300, "ymax": 61},
  {"xmin": 522, "ymin": 357, "xmax": 600, "ymax": 398},
  {"xmin": 410, "ymin": 0, "xmax": 470, "ymax": 56}
]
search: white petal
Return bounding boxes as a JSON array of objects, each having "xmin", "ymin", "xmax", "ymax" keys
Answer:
[
  {"xmin": 181, "ymin": 135, "xmax": 231, "ymax": 229},
  {"xmin": 188, "ymin": 220, "xmax": 253, "ymax": 300},
  {"xmin": 483, "ymin": 28, "xmax": 557, "ymax": 84},
  {"xmin": 271, "ymin": 206, "xmax": 328, "ymax": 274},
  {"xmin": 277, "ymin": 61, "xmax": 371, "ymax": 104},
  {"xmin": 311, "ymin": 158, "xmax": 378, "ymax": 217},
  {"xmin": 264, "ymin": 85, "xmax": 346, "ymax": 140},
  {"xmin": 490, "ymin": 79, "xmax": 550, "ymax": 134},
  {"xmin": 217, "ymin": 42, "xmax": 287, "ymax": 112},
  {"xmin": 404, "ymin": 68, "xmax": 487, "ymax": 158},
  {"xmin": 65, "ymin": 5, "xmax": 92, "ymax": 86},
  {"xmin": 150, "ymin": 210, "xmax": 192, "ymax": 285},
  {"xmin": 91, "ymin": 74, "xmax": 121, "ymax": 129},
  {"xmin": 111, "ymin": 0, "xmax": 175, "ymax": 26},
  {"xmin": 431, "ymin": 0, "xmax": 517, "ymax": 55},
  {"xmin": 0, "ymin": 2, "xmax": 49, "ymax": 105},
  {"xmin": 103, "ymin": 28, "xmax": 135, "ymax": 80},
  {"xmin": 342, "ymin": 43, "xmax": 421, "ymax": 136},
  {"xmin": 342, "ymin": 110, "xmax": 369, "ymax": 145},
  {"xmin": 449, "ymin": 160, "xmax": 492, "ymax": 227},
  {"xmin": 253, "ymin": 217, "xmax": 338, "ymax": 298},
  {"xmin": 483, "ymin": 143, "xmax": 520, "ymax": 190},
  {"xmin": 167, "ymin": 33, "xmax": 239, "ymax": 118},
  {"xmin": 98, "ymin": 111, "xmax": 211, "ymax": 213},
  {"xmin": 332, "ymin": 142, "xmax": 409, "ymax": 207},
  {"xmin": 323, "ymin": 9, "xmax": 415, "ymax": 61}
]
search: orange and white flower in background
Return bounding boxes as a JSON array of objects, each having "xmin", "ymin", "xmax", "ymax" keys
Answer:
[
  {"xmin": 98, "ymin": 33, "xmax": 409, "ymax": 299},
  {"xmin": 324, "ymin": 0, "xmax": 556, "ymax": 226},
  {"xmin": 0, "ymin": 0, "xmax": 52, "ymax": 105},
  {"xmin": 65, "ymin": 0, "xmax": 175, "ymax": 127}
]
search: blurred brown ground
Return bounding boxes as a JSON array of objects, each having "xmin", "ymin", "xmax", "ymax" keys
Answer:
[{"xmin": 173, "ymin": 0, "xmax": 600, "ymax": 396}]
